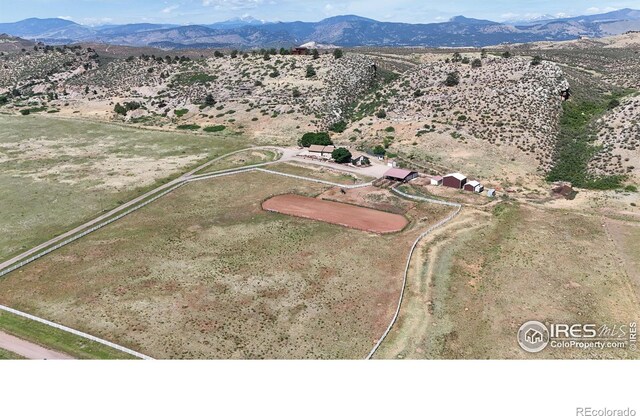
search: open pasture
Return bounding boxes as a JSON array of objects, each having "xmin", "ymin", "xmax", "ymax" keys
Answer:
[
  {"xmin": 0, "ymin": 114, "xmax": 244, "ymax": 262},
  {"xmin": 0, "ymin": 171, "xmax": 454, "ymax": 358}
]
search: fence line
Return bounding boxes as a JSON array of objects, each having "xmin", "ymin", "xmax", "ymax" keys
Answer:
[
  {"xmin": 2, "ymin": 164, "xmax": 371, "ymax": 278},
  {"xmin": 0, "ymin": 182, "xmax": 186, "ymax": 278},
  {"xmin": 391, "ymin": 186, "xmax": 461, "ymax": 207},
  {"xmin": 0, "ymin": 304, "xmax": 153, "ymax": 360},
  {"xmin": 187, "ymin": 160, "xmax": 281, "ymax": 181},
  {"xmin": 365, "ymin": 193, "xmax": 462, "ymax": 359},
  {"xmin": 0, "ymin": 155, "xmax": 460, "ymax": 360},
  {"xmin": 253, "ymin": 168, "xmax": 374, "ymax": 189}
]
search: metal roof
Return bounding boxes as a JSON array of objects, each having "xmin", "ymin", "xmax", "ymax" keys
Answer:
[
  {"xmin": 384, "ymin": 168, "xmax": 417, "ymax": 179},
  {"xmin": 445, "ymin": 172, "xmax": 467, "ymax": 181},
  {"xmin": 466, "ymin": 180, "xmax": 481, "ymax": 187},
  {"xmin": 308, "ymin": 145, "xmax": 335, "ymax": 153}
]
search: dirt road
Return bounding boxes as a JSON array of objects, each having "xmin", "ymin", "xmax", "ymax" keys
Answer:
[
  {"xmin": 0, "ymin": 331, "xmax": 73, "ymax": 360},
  {"xmin": 373, "ymin": 210, "xmax": 490, "ymax": 359}
]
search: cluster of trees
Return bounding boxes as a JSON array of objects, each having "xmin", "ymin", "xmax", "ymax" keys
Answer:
[
  {"xmin": 113, "ymin": 101, "xmax": 142, "ymax": 116},
  {"xmin": 329, "ymin": 120, "xmax": 347, "ymax": 133},
  {"xmin": 373, "ymin": 145, "xmax": 386, "ymax": 156},
  {"xmin": 128, "ymin": 54, "xmax": 191, "ymax": 64},
  {"xmin": 306, "ymin": 65, "xmax": 316, "ymax": 78},
  {"xmin": 444, "ymin": 72, "xmax": 460, "ymax": 87},
  {"xmin": 331, "ymin": 147, "xmax": 352, "ymax": 163},
  {"xmin": 446, "ymin": 52, "xmax": 481, "ymax": 67},
  {"xmin": 298, "ymin": 132, "xmax": 333, "ymax": 147}
]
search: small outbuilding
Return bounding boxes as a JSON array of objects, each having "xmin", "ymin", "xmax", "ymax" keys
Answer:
[
  {"xmin": 463, "ymin": 180, "xmax": 484, "ymax": 193},
  {"xmin": 430, "ymin": 175, "xmax": 443, "ymax": 186},
  {"xmin": 384, "ymin": 168, "xmax": 418, "ymax": 182},
  {"xmin": 351, "ymin": 155, "xmax": 370, "ymax": 166},
  {"xmin": 443, "ymin": 172, "xmax": 467, "ymax": 189},
  {"xmin": 292, "ymin": 47, "xmax": 308, "ymax": 55},
  {"xmin": 487, "ymin": 188, "xmax": 496, "ymax": 198}
]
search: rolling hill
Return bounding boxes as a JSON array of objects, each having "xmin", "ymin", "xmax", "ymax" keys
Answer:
[{"xmin": 0, "ymin": 9, "xmax": 639, "ymax": 48}]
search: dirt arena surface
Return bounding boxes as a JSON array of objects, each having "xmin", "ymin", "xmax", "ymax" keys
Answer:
[{"xmin": 262, "ymin": 194, "xmax": 408, "ymax": 234}]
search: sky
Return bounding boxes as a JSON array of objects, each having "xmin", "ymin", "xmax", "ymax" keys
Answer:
[{"xmin": 0, "ymin": 0, "xmax": 638, "ymax": 25}]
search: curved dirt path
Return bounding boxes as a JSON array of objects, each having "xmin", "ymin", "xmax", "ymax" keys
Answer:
[
  {"xmin": 373, "ymin": 211, "xmax": 490, "ymax": 359},
  {"xmin": 0, "ymin": 331, "xmax": 73, "ymax": 360},
  {"xmin": 366, "ymin": 199, "xmax": 462, "ymax": 359}
]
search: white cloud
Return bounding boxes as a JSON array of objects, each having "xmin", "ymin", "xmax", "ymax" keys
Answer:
[
  {"xmin": 78, "ymin": 17, "xmax": 114, "ymax": 26},
  {"xmin": 585, "ymin": 6, "xmax": 617, "ymax": 14},
  {"xmin": 202, "ymin": 0, "xmax": 264, "ymax": 9},
  {"xmin": 57, "ymin": 15, "xmax": 73, "ymax": 20},
  {"xmin": 161, "ymin": 5, "xmax": 180, "ymax": 14}
]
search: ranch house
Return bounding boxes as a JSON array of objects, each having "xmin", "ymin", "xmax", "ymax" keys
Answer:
[{"xmin": 308, "ymin": 145, "xmax": 335, "ymax": 157}]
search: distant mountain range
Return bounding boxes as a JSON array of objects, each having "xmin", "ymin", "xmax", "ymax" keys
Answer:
[{"xmin": 1, "ymin": 9, "xmax": 640, "ymax": 49}]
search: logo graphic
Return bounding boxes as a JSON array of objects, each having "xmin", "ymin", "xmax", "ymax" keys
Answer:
[{"xmin": 518, "ymin": 321, "xmax": 549, "ymax": 353}]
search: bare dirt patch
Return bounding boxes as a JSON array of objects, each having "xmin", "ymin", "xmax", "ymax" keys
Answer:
[
  {"xmin": 0, "ymin": 331, "xmax": 73, "ymax": 360},
  {"xmin": 262, "ymin": 194, "xmax": 408, "ymax": 234}
]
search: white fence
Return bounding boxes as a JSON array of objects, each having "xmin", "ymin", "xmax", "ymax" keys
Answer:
[
  {"xmin": 0, "ymin": 182, "xmax": 186, "ymax": 278},
  {"xmin": 253, "ymin": 168, "xmax": 374, "ymax": 189},
  {"xmin": 0, "ymin": 304, "xmax": 153, "ymax": 360},
  {"xmin": 365, "ymin": 194, "xmax": 462, "ymax": 359},
  {"xmin": 0, "ymin": 156, "xmax": 462, "ymax": 360},
  {"xmin": 391, "ymin": 186, "xmax": 461, "ymax": 207}
]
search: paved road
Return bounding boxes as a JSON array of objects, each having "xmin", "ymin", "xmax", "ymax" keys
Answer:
[{"xmin": 0, "ymin": 331, "xmax": 73, "ymax": 360}]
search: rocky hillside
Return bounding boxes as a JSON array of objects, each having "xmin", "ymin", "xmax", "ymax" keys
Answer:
[
  {"xmin": 340, "ymin": 53, "xmax": 568, "ymax": 180},
  {"xmin": 590, "ymin": 94, "xmax": 640, "ymax": 178},
  {"xmin": 0, "ymin": 47, "xmax": 375, "ymax": 143},
  {"xmin": 0, "ymin": 44, "xmax": 98, "ymax": 91}
]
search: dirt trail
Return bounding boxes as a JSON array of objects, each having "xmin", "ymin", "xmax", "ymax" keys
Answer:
[
  {"xmin": 375, "ymin": 209, "xmax": 491, "ymax": 358},
  {"xmin": 0, "ymin": 331, "xmax": 73, "ymax": 360}
]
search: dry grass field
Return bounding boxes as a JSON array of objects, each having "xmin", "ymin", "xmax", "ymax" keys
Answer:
[
  {"xmin": 199, "ymin": 148, "xmax": 279, "ymax": 174},
  {"xmin": 0, "ymin": 171, "xmax": 453, "ymax": 359},
  {"xmin": 0, "ymin": 114, "xmax": 245, "ymax": 263},
  {"xmin": 377, "ymin": 202, "xmax": 640, "ymax": 359},
  {"xmin": 264, "ymin": 161, "xmax": 373, "ymax": 184}
]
